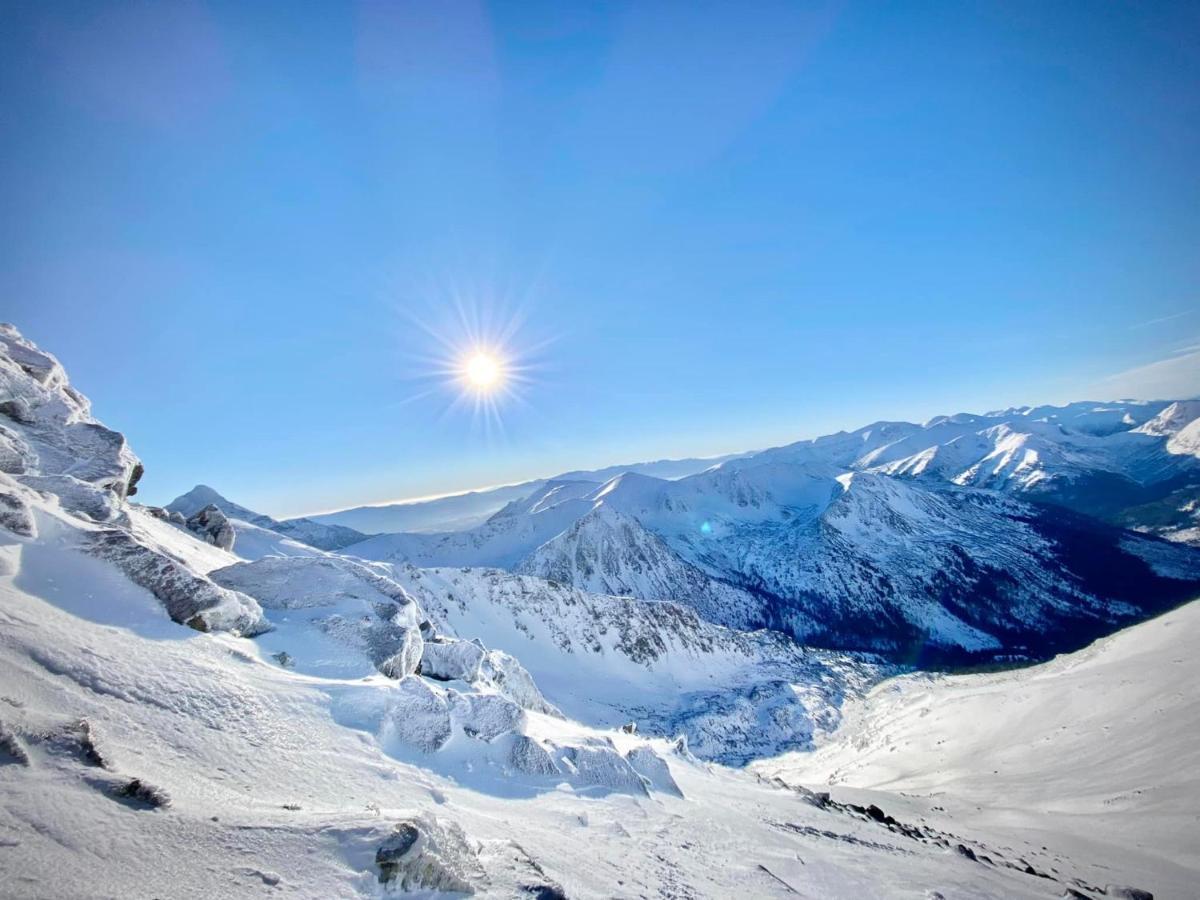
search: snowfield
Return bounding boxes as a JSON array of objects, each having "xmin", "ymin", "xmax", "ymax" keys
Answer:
[
  {"xmin": 757, "ymin": 599, "xmax": 1200, "ymax": 899},
  {"xmin": 1, "ymin": 323, "xmax": 1197, "ymax": 898}
]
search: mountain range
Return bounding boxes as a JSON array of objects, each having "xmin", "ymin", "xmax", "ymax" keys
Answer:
[{"xmin": 2, "ymin": 322, "xmax": 1196, "ymax": 897}]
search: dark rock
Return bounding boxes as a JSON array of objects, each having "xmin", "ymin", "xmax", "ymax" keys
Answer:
[
  {"xmin": 186, "ymin": 503, "xmax": 236, "ymax": 551},
  {"xmin": 0, "ymin": 720, "xmax": 29, "ymax": 766},
  {"xmin": 76, "ymin": 719, "xmax": 109, "ymax": 768},
  {"xmin": 0, "ymin": 398, "xmax": 34, "ymax": 424},
  {"xmin": 1106, "ymin": 887, "xmax": 1153, "ymax": 900},
  {"xmin": 523, "ymin": 886, "xmax": 569, "ymax": 899},
  {"xmin": 115, "ymin": 778, "xmax": 171, "ymax": 809},
  {"xmin": 126, "ymin": 462, "xmax": 144, "ymax": 497},
  {"xmin": 954, "ymin": 844, "xmax": 977, "ymax": 861},
  {"xmin": 376, "ymin": 822, "xmax": 420, "ymax": 869}
]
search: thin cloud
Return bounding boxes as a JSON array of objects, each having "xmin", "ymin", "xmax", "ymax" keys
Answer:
[
  {"xmin": 1133, "ymin": 309, "xmax": 1195, "ymax": 328},
  {"xmin": 1100, "ymin": 347, "xmax": 1200, "ymax": 400}
]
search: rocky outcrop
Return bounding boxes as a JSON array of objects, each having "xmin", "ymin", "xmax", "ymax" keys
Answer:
[
  {"xmin": 379, "ymin": 626, "xmax": 423, "ymax": 678},
  {"xmin": 186, "ymin": 503, "xmax": 236, "ymax": 551},
  {"xmin": 420, "ymin": 637, "xmax": 486, "ymax": 682},
  {"xmin": 86, "ymin": 528, "xmax": 266, "ymax": 635}
]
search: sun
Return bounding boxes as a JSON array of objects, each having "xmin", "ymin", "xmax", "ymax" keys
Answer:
[{"xmin": 462, "ymin": 350, "xmax": 504, "ymax": 391}]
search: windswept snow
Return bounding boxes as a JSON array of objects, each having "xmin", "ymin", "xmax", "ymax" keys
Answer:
[{"xmin": 758, "ymin": 600, "xmax": 1200, "ymax": 899}]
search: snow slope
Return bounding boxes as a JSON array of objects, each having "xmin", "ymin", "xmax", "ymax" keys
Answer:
[
  {"xmin": 758, "ymin": 600, "xmax": 1200, "ymax": 899},
  {"xmin": 0, "ymin": 501, "xmax": 1146, "ymax": 900},
  {"xmin": 2, "ymin": 324, "xmax": 1193, "ymax": 897}
]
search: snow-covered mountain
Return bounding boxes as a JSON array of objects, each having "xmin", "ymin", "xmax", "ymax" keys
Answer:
[
  {"xmin": 301, "ymin": 454, "xmax": 743, "ymax": 535},
  {"xmin": 348, "ymin": 422, "xmax": 1200, "ymax": 660},
  {"xmin": 758, "ymin": 598, "xmax": 1200, "ymax": 900},
  {"xmin": 167, "ymin": 483, "xmax": 367, "ymax": 551},
  {"xmin": 2, "ymin": 323, "xmax": 1195, "ymax": 897}
]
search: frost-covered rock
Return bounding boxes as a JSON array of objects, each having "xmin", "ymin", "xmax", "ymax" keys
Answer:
[
  {"xmin": 186, "ymin": 503, "xmax": 236, "ymax": 551},
  {"xmin": 507, "ymin": 734, "xmax": 561, "ymax": 776},
  {"xmin": 450, "ymin": 692, "xmax": 524, "ymax": 742},
  {"xmin": 86, "ymin": 528, "xmax": 267, "ymax": 635},
  {"xmin": 0, "ymin": 474, "xmax": 36, "ymax": 537},
  {"xmin": 211, "ymin": 555, "xmax": 421, "ymax": 614},
  {"xmin": 0, "ymin": 324, "xmax": 141, "ymax": 501},
  {"xmin": 625, "ymin": 746, "xmax": 684, "ymax": 798},
  {"xmin": 18, "ymin": 473, "xmax": 123, "ymax": 522},
  {"xmin": 558, "ymin": 741, "xmax": 649, "ymax": 796},
  {"xmin": 478, "ymin": 649, "xmax": 560, "ymax": 716},
  {"xmin": 374, "ymin": 816, "xmax": 484, "ymax": 894},
  {"xmin": 420, "ymin": 637, "xmax": 486, "ymax": 682},
  {"xmin": 385, "ymin": 678, "xmax": 452, "ymax": 753},
  {"xmin": 379, "ymin": 626, "xmax": 424, "ymax": 679}
]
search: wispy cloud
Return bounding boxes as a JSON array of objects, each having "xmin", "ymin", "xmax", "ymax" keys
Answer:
[
  {"xmin": 1133, "ymin": 309, "xmax": 1195, "ymax": 329},
  {"xmin": 1100, "ymin": 345, "xmax": 1200, "ymax": 400}
]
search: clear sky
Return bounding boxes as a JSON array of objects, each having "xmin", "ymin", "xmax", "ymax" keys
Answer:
[{"xmin": 3, "ymin": 1, "xmax": 1198, "ymax": 517}]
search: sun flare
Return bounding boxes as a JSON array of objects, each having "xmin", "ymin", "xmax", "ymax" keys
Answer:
[{"xmin": 462, "ymin": 350, "xmax": 504, "ymax": 391}]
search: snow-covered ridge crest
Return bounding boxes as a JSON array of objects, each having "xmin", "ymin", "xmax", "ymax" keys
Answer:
[{"xmin": 0, "ymin": 324, "xmax": 266, "ymax": 634}]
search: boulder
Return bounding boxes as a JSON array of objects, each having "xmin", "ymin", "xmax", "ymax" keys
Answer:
[
  {"xmin": 386, "ymin": 678, "xmax": 452, "ymax": 753},
  {"xmin": 186, "ymin": 503, "xmax": 235, "ymax": 551},
  {"xmin": 625, "ymin": 746, "xmax": 683, "ymax": 798},
  {"xmin": 558, "ymin": 742, "xmax": 649, "ymax": 796},
  {"xmin": 421, "ymin": 638, "xmax": 486, "ymax": 683},
  {"xmin": 379, "ymin": 626, "xmax": 424, "ymax": 679},
  {"xmin": 375, "ymin": 816, "xmax": 484, "ymax": 894},
  {"xmin": 507, "ymin": 735, "xmax": 561, "ymax": 776},
  {"xmin": 451, "ymin": 692, "xmax": 524, "ymax": 742},
  {"xmin": 85, "ymin": 528, "xmax": 266, "ymax": 635},
  {"xmin": 1106, "ymin": 887, "xmax": 1153, "ymax": 900},
  {"xmin": 480, "ymin": 649, "xmax": 560, "ymax": 716}
]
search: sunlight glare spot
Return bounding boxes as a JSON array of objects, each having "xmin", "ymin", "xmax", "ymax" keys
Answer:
[{"xmin": 464, "ymin": 351, "xmax": 503, "ymax": 391}]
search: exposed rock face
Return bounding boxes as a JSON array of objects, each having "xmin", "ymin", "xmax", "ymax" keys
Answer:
[
  {"xmin": 85, "ymin": 528, "xmax": 266, "ymax": 635},
  {"xmin": 0, "ymin": 324, "xmax": 141, "ymax": 502},
  {"xmin": 375, "ymin": 816, "xmax": 483, "ymax": 894},
  {"xmin": 186, "ymin": 503, "xmax": 236, "ymax": 551}
]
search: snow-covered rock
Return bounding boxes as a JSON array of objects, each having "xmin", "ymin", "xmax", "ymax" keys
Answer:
[
  {"xmin": 420, "ymin": 637, "xmax": 487, "ymax": 682},
  {"xmin": 185, "ymin": 503, "xmax": 236, "ymax": 551},
  {"xmin": 379, "ymin": 626, "xmax": 423, "ymax": 679}
]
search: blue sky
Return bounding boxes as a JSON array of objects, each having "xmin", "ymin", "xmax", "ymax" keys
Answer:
[{"xmin": 3, "ymin": 1, "xmax": 1198, "ymax": 517}]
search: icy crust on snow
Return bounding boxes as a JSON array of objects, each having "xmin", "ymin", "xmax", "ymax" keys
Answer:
[{"xmin": 390, "ymin": 565, "xmax": 887, "ymax": 762}]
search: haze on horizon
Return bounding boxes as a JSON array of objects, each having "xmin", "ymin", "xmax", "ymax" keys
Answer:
[{"xmin": 3, "ymin": 1, "xmax": 1198, "ymax": 518}]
